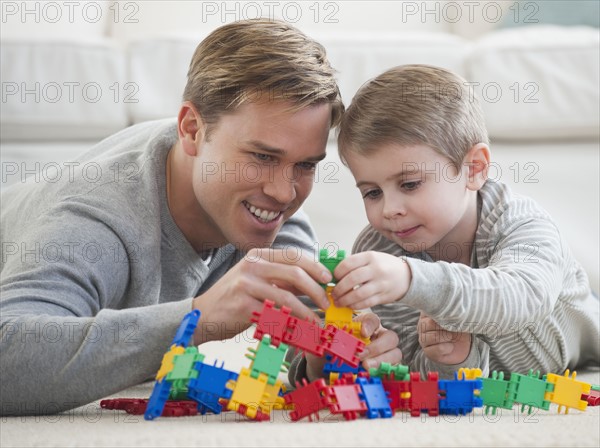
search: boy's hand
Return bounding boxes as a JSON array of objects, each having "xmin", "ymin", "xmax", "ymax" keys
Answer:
[
  {"xmin": 191, "ymin": 248, "xmax": 332, "ymax": 345},
  {"xmin": 331, "ymin": 251, "xmax": 412, "ymax": 309},
  {"xmin": 417, "ymin": 313, "xmax": 472, "ymax": 365},
  {"xmin": 305, "ymin": 313, "xmax": 402, "ymax": 381}
]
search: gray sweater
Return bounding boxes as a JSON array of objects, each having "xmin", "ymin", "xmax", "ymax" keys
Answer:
[{"xmin": 0, "ymin": 119, "xmax": 318, "ymax": 416}]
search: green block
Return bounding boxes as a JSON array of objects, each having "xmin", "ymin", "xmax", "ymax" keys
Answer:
[
  {"xmin": 166, "ymin": 347, "xmax": 205, "ymax": 382},
  {"xmin": 319, "ymin": 249, "xmax": 346, "ymax": 278},
  {"xmin": 509, "ymin": 369, "xmax": 554, "ymax": 414},
  {"xmin": 480, "ymin": 371, "xmax": 515, "ymax": 414},
  {"xmin": 246, "ymin": 335, "xmax": 289, "ymax": 385}
]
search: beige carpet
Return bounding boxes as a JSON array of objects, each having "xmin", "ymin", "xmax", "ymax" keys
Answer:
[{"xmin": 2, "ymin": 333, "xmax": 599, "ymax": 448}]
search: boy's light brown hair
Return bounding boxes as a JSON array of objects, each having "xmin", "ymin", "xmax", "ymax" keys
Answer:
[
  {"xmin": 183, "ymin": 19, "xmax": 344, "ymax": 139},
  {"xmin": 338, "ymin": 64, "xmax": 489, "ymax": 169}
]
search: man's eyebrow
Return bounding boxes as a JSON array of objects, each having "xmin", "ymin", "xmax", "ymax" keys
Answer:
[
  {"xmin": 247, "ymin": 140, "xmax": 326, "ymax": 162},
  {"xmin": 356, "ymin": 168, "xmax": 422, "ymax": 188}
]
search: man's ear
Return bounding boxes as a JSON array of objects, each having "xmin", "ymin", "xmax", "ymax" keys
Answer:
[
  {"xmin": 464, "ymin": 143, "xmax": 491, "ymax": 191},
  {"xmin": 177, "ymin": 101, "xmax": 206, "ymax": 157}
]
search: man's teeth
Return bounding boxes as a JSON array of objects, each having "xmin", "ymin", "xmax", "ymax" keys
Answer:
[{"xmin": 247, "ymin": 203, "xmax": 280, "ymax": 222}]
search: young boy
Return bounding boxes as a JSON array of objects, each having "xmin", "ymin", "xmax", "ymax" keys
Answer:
[{"xmin": 327, "ymin": 65, "xmax": 599, "ymax": 378}]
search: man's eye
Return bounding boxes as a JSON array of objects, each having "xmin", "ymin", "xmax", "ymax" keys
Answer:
[
  {"xmin": 253, "ymin": 153, "xmax": 274, "ymax": 162},
  {"xmin": 297, "ymin": 161, "xmax": 317, "ymax": 171}
]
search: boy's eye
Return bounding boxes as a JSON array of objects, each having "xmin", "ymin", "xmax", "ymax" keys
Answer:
[
  {"xmin": 401, "ymin": 181, "xmax": 422, "ymax": 191},
  {"xmin": 362, "ymin": 188, "xmax": 382, "ymax": 200}
]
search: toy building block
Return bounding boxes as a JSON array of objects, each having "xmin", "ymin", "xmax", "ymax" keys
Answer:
[
  {"xmin": 380, "ymin": 376, "xmax": 410, "ymax": 412},
  {"xmin": 319, "ymin": 248, "xmax": 346, "ymax": 283},
  {"xmin": 323, "ymin": 375, "xmax": 368, "ymax": 421},
  {"xmin": 356, "ymin": 377, "xmax": 393, "ymax": 418},
  {"xmin": 260, "ymin": 378, "xmax": 286, "ymax": 414},
  {"xmin": 544, "ymin": 369, "xmax": 591, "ymax": 414},
  {"xmin": 251, "ymin": 300, "xmax": 292, "ymax": 347},
  {"xmin": 246, "ymin": 335, "xmax": 290, "ymax": 385},
  {"xmin": 457, "ymin": 368, "xmax": 483, "ymax": 380},
  {"xmin": 156, "ymin": 345, "xmax": 186, "ymax": 381},
  {"xmin": 581, "ymin": 389, "xmax": 600, "ymax": 406},
  {"xmin": 187, "ymin": 360, "xmax": 239, "ymax": 414},
  {"xmin": 284, "ymin": 378, "xmax": 329, "ymax": 422},
  {"xmin": 226, "ymin": 367, "xmax": 272, "ymax": 420},
  {"xmin": 283, "ymin": 316, "xmax": 326, "ymax": 357},
  {"xmin": 324, "ymin": 285, "xmax": 360, "ymax": 331},
  {"xmin": 438, "ymin": 372, "xmax": 483, "ymax": 415},
  {"xmin": 323, "ymin": 353, "xmax": 366, "ymax": 384},
  {"xmin": 166, "ymin": 346, "xmax": 205, "ymax": 398},
  {"xmin": 408, "ymin": 372, "xmax": 440, "ymax": 417},
  {"xmin": 369, "ymin": 362, "xmax": 409, "ymax": 381},
  {"xmin": 591, "ymin": 384, "xmax": 600, "ymax": 391},
  {"xmin": 101, "ymin": 398, "xmax": 147, "ymax": 412},
  {"xmin": 102, "ymin": 399, "xmax": 199, "ymax": 417},
  {"xmin": 509, "ymin": 369, "xmax": 554, "ymax": 414},
  {"xmin": 145, "ymin": 379, "xmax": 173, "ymax": 420},
  {"xmin": 145, "ymin": 309, "xmax": 203, "ymax": 421},
  {"xmin": 480, "ymin": 371, "xmax": 516, "ymax": 415},
  {"xmin": 171, "ymin": 309, "xmax": 201, "ymax": 347},
  {"xmin": 322, "ymin": 324, "xmax": 365, "ymax": 368}
]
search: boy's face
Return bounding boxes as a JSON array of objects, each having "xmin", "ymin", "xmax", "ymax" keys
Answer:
[
  {"xmin": 189, "ymin": 100, "xmax": 331, "ymax": 249},
  {"xmin": 345, "ymin": 143, "xmax": 478, "ymax": 257}
]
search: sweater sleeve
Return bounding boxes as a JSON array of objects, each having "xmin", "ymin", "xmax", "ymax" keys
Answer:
[
  {"xmin": 0, "ymin": 210, "xmax": 192, "ymax": 416},
  {"xmin": 401, "ymin": 217, "xmax": 567, "ymax": 332}
]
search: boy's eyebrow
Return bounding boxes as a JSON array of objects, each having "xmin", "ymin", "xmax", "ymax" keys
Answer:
[
  {"xmin": 356, "ymin": 169, "xmax": 422, "ymax": 188},
  {"xmin": 246, "ymin": 140, "xmax": 326, "ymax": 162}
]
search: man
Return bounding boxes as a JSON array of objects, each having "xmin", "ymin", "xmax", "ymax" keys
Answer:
[{"xmin": 0, "ymin": 20, "xmax": 400, "ymax": 415}]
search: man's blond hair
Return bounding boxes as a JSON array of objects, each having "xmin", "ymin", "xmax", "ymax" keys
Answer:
[
  {"xmin": 183, "ymin": 19, "xmax": 344, "ymax": 139},
  {"xmin": 338, "ymin": 65, "xmax": 489, "ymax": 168}
]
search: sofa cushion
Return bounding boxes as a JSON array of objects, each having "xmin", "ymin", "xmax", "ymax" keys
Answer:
[
  {"xmin": 0, "ymin": 38, "xmax": 128, "ymax": 141},
  {"xmin": 127, "ymin": 32, "xmax": 470, "ymax": 124},
  {"xmin": 466, "ymin": 25, "xmax": 600, "ymax": 140},
  {"xmin": 312, "ymin": 32, "xmax": 470, "ymax": 106}
]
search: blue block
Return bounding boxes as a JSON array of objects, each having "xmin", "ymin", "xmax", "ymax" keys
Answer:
[
  {"xmin": 187, "ymin": 360, "xmax": 239, "ymax": 414},
  {"xmin": 323, "ymin": 354, "xmax": 365, "ymax": 374},
  {"xmin": 356, "ymin": 377, "xmax": 393, "ymax": 419},
  {"xmin": 144, "ymin": 379, "xmax": 172, "ymax": 420},
  {"xmin": 171, "ymin": 310, "xmax": 201, "ymax": 347},
  {"xmin": 438, "ymin": 378, "xmax": 483, "ymax": 415}
]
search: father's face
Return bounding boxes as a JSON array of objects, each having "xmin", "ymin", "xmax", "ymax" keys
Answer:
[{"xmin": 191, "ymin": 100, "xmax": 331, "ymax": 249}]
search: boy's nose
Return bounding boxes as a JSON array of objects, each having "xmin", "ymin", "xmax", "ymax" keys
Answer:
[{"xmin": 382, "ymin": 196, "xmax": 407, "ymax": 218}]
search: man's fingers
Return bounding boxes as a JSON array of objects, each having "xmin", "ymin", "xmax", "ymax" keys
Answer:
[
  {"xmin": 359, "ymin": 327, "xmax": 400, "ymax": 363},
  {"xmin": 247, "ymin": 257, "xmax": 329, "ymax": 309},
  {"xmin": 249, "ymin": 248, "xmax": 332, "ymax": 285},
  {"xmin": 245, "ymin": 276, "xmax": 321, "ymax": 323}
]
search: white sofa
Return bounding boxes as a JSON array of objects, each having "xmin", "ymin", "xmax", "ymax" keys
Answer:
[{"xmin": 1, "ymin": 1, "xmax": 598, "ymax": 294}]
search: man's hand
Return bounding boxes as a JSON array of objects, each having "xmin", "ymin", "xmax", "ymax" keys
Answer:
[
  {"xmin": 191, "ymin": 248, "xmax": 332, "ymax": 345},
  {"xmin": 305, "ymin": 312, "xmax": 402, "ymax": 381},
  {"xmin": 417, "ymin": 313, "xmax": 472, "ymax": 365}
]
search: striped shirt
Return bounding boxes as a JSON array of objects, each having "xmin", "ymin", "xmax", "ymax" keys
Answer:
[{"xmin": 354, "ymin": 179, "xmax": 599, "ymax": 378}]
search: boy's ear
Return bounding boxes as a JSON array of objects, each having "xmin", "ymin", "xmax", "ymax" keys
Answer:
[
  {"xmin": 177, "ymin": 101, "xmax": 207, "ymax": 157},
  {"xmin": 465, "ymin": 143, "xmax": 491, "ymax": 191}
]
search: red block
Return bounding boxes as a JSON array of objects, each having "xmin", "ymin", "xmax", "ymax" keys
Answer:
[
  {"xmin": 251, "ymin": 300, "xmax": 293, "ymax": 347},
  {"xmin": 322, "ymin": 325, "xmax": 365, "ymax": 368},
  {"xmin": 283, "ymin": 316, "xmax": 326, "ymax": 357},
  {"xmin": 284, "ymin": 378, "xmax": 329, "ymax": 422},
  {"xmin": 408, "ymin": 372, "xmax": 440, "ymax": 417}
]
